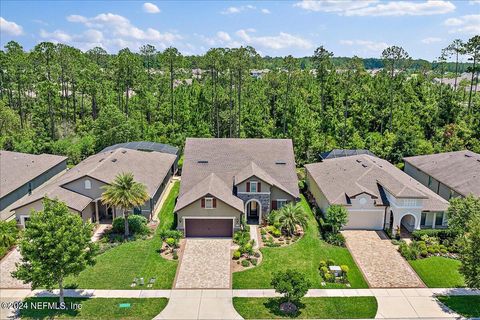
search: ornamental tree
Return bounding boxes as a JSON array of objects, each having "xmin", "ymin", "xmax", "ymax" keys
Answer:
[
  {"xmin": 325, "ymin": 205, "xmax": 349, "ymax": 234},
  {"xmin": 13, "ymin": 198, "xmax": 97, "ymax": 303},
  {"xmin": 271, "ymin": 269, "xmax": 310, "ymax": 304},
  {"xmin": 447, "ymin": 195, "xmax": 480, "ymax": 234},
  {"xmin": 459, "ymin": 216, "xmax": 480, "ymax": 289}
]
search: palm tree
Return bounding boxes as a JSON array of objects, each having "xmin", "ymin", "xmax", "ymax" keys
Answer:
[
  {"xmin": 273, "ymin": 203, "xmax": 308, "ymax": 237},
  {"xmin": 101, "ymin": 172, "xmax": 149, "ymax": 239}
]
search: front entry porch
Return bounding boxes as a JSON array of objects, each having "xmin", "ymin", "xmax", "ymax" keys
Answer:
[{"xmin": 245, "ymin": 199, "xmax": 261, "ymax": 225}]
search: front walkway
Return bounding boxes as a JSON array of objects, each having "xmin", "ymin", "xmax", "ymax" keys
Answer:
[
  {"xmin": 343, "ymin": 230, "xmax": 425, "ymax": 288},
  {"xmin": 174, "ymin": 238, "xmax": 232, "ymax": 289}
]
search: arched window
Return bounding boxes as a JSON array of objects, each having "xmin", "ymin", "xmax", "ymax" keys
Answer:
[{"xmin": 84, "ymin": 179, "xmax": 92, "ymax": 189}]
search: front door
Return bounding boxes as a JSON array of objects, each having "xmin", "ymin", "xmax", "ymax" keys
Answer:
[{"xmin": 247, "ymin": 201, "xmax": 260, "ymax": 224}]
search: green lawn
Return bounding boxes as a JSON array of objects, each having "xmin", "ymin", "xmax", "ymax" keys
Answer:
[
  {"xmin": 409, "ymin": 256, "xmax": 465, "ymax": 288},
  {"xmin": 65, "ymin": 182, "xmax": 180, "ymax": 289},
  {"xmin": 20, "ymin": 297, "xmax": 167, "ymax": 319},
  {"xmin": 232, "ymin": 195, "xmax": 368, "ymax": 289},
  {"xmin": 233, "ymin": 297, "xmax": 378, "ymax": 319},
  {"xmin": 438, "ymin": 296, "xmax": 480, "ymax": 318}
]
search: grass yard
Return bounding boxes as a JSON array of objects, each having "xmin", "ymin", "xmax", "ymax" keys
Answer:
[
  {"xmin": 437, "ymin": 296, "xmax": 480, "ymax": 318},
  {"xmin": 233, "ymin": 297, "xmax": 378, "ymax": 319},
  {"xmin": 409, "ymin": 256, "xmax": 465, "ymax": 288},
  {"xmin": 65, "ymin": 181, "xmax": 180, "ymax": 289},
  {"xmin": 20, "ymin": 297, "xmax": 167, "ymax": 319},
  {"xmin": 232, "ymin": 195, "xmax": 368, "ymax": 289}
]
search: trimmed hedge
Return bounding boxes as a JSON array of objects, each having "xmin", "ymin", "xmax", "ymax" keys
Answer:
[
  {"xmin": 112, "ymin": 215, "xmax": 149, "ymax": 235},
  {"xmin": 411, "ymin": 229, "xmax": 458, "ymax": 241}
]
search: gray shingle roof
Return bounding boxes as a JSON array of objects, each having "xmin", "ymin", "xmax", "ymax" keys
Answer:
[
  {"xmin": 320, "ymin": 149, "xmax": 376, "ymax": 160},
  {"xmin": 12, "ymin": 147, "xmax": 177, "ymax": 212},
  {"xmin": 177, "ymin": 138, "xmax": 299, "ymax": 211},
  {"xmin": 306, "ymin": 155, "xmax": 448, "ymax": 212},
  {"xmin": 0, "ymin": 151, "xmax": 67, "ymax": 198},
  {"xmin": 175, "ymin": 173, "xmax": 244, "ymax": 212},
  {"xmin": 404, "ymin": 150, "xmax": 480, "ymax": 197}
]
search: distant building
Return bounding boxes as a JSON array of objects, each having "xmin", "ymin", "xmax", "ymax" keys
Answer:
[
  {"xmin": 0, "ymin": 151, "xmax": 67, "ymax": 215},
  {"xmin": 250, "ymin": 69, "xmax": 270, "ymax": 79},
  {"xmin": 404, "ymin": 150, "xmax": 480, "ymax": 200}
]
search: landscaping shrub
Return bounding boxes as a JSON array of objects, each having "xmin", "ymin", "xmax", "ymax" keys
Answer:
[
  {"xmin": 233, "ymin": 250, "xmax": 241, "ymax": 260},
  {"xmin": 412, "ymin": 229, "xmax": 458, "ymax": 241},
  {"xmin": 159, "ymin": 229, "xmax": 183, "ymax": 241},
  {"xmin": 112, "ymin": 215, "xmax": 149, "ymax": 235},
  {"xmin": 172, "ymin": 250, "xmax": 178, "ymax": 260},
  {"xmin": 233, "ymin": 230, "xmax": 250, "ymax": 246},
  {"xmin": 241, "ymin": 260, "xmax": 250, "ymax": 267},
  {"xmin": 324, "ymin": 232, "xmax": 346, "ymax": 247},
  {"xmin": 272, "ymin": 229, "xmax": 282, "ymax": 238},
  {"xmin": 250, "ymin": 258, "xmax": 258, "ymax": 266},
  {"xmin": 399, "ymin": 242, "xmax": 419, "ymax": 260}
]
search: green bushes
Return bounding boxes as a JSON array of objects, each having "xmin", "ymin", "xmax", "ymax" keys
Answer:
[
  {"xmin": 112, "ymin": 215, "xmax": 149, "ymax": 235},
  {"xmin": 0, "ymin": 220, "xmax": 19, "ymax": 258},
  {"xmin": 233, "ymin": 250, "xmax": 241, "ymax": 260},
  {"xmin": 412, "ymin": 229, "xmax": 458, "ymax": 241},
  {"xmin": 158, "ymin": 229, "xmax": 183, "ymax": 241},
  {"xmin": 324, "ymin": 232, "xmax": 346, "ymax": 247},
  {"xmin": 318, "ymin": 259, "xmax": 349, "ymax": 284},
  {"xmin": 398, "ymin": 234, "xmax": 458, "ymax": 260}
]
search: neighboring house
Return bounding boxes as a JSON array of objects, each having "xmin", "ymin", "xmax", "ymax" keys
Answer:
[
  {"xmin": 305, "ymin": 155, "xmax": 449, "ymax": 233},
  {"xmin": 0, "ymin": 151, "xmax": 67, "ymax": 214},
  {"xmin": 12, "ymin": 142, "xmax": 178, "ymax": 227},
  {"xmin": 404, "ymin": 150, "xmax": 480, "ymax": 200},
  {"xmin": 319, "ymin": 149, "xmax": 376, "ymax": 160},
  {"xmin": 174, "ymin": 138, "xmax": 299, "ymax": 237}
]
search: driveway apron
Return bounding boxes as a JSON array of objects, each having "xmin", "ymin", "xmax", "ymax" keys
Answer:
[
  {"xmin": 174, "ymin": 238, "xmax": 231, "ymax": 289},
  {"xmin": 343, "ymin": 230, "xmax": 425, "ymax": 288}
]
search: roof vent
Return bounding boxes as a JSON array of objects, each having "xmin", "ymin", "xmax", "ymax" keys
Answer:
[
  {"xmin": 465, "ymin": 154, "xmax": 472, "ymax": 158},
  {"xmin": 197, "ymin": 160, "xmax": 208, "ymax": 164},
  {"xmin": 275, "ymin": 161, "xmax": 286, "ymax": 165},
  {"xmin": 111, "ymin": 158, "xmax": 117, "ymax": 162},
  {"xmin": 356, "ymin": 159, "xmax": 362, "ymax": 163},
  {"xmin": 99, "ymin": 158, "xmax": 104, "ymax": 162},
  {"xmin": 362, "ymin": 164, "xmax": 368, "ymax": 168},
  {"xmin": 122, "ymin": 150, "xmax": 127, "ymax": 154}
]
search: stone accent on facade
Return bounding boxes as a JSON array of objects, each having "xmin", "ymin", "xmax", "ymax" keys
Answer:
[{"xmin": 237, "ymin": 193, "xmax": 270, "ymax": 222}]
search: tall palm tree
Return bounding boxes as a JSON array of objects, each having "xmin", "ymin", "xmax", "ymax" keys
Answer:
[
  {"xmin": 273, "ymin": 203, "xmax": 308, "ymax": 237},
  {"xmin": 101, "ymin": 172, "xmax": 149, "ymax": 239}
]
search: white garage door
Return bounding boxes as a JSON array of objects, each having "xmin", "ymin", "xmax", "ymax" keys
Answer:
[{"xmin": 344, "ymin": 210, "xmax": 384, "ymax": 230}]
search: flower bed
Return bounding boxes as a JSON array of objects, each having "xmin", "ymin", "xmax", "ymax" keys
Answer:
[
  {"xmin": 318, "ymin": 259, "xmax": 351, "ymax": 286},
  {"xmin": 259, "ymin": 224, "xmax": 304, "ymax": 248},
  {"xmin": 397, "ymin": 233, "xmax": 460, "ymax": 261},
  {"xmin": 232, "ymin": 229, "xmax": 262, "ymax": 270},
  {"xmin": 158, "ymin": 230, "xmax": 183, "ymax": 261}
]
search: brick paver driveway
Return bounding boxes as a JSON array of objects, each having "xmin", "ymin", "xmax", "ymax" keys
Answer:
[
  {"xmin": 0, "ymin": 248, "xmax": 30, "ymax": 289},
  {"xmin": 174, "ymin": 238, "xmax": 231, "ymax": 289},
  {"xmin": 342, "ymin": 230, "xmax": 425, "ymax": 288}
]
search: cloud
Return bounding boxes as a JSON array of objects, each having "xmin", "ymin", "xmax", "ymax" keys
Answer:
[
  {"xmin": 444, "ymin": 14, "xmax": 480, "ymax": 35},
  {"xmin": 0, "ymin": 17, "xmax": 24, "ymax": 36},
  {"xmin": 294, "ymin": 0, "xmax": 376, "ymax": 13},
  {"xmin": 469, "ymin": 0, "xmax": 480, "ymax": 4},
  {"xmin": 261, "ymin": 8, "xmax": 271, "ymax": 14},
  {"xmin": 340, "ymin": 39, "xmax": 389, "ymax": 56},
  {"xmin": 40, "ymin": 29, "xmax": 73, "ymax": 42},
  {"xmin": 295, "ymin": 0, "xmax": 455, "ymax": 16},
  {"xmin": 216, "ymin": 31, "xmax": 231, "ymax": 42},
  {"xmin": 66, "ymin": 13, "xmax": 181, "ymax": 42},
  {"xmin": 143, "ymin": 2, "xmax": 161, "ymax": 14},
  {"xmin": 236, "ymin": 29, "xmax": 313, "ymax": 50},
  {"xmin": 221, "ymin": 4, "xmax": 266, "ymax": 14},
  {"xmin": 421, "ymin": 37, "xmax": 442, "ymax": 44}
]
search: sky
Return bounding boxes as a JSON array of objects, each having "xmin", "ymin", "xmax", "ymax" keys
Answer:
[{"xmin": 0, "ymin": 0, "xmax": 479, "ymax": 60}]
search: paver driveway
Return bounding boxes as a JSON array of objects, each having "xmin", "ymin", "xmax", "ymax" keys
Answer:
[
  {"xmin": 175, "ymin": 238, "xmax": 231, "ymax": 289},
  {"xmin": 0, "ymin": 248, "xmax": 30, "ymax": 289},
  {"xmin": 343, "ymin": 230, "xmax": 425, "ymax": 288}
]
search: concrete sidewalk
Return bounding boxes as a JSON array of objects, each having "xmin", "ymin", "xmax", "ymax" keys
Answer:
[{"xmin": 1, "ymin": 287, "xmax": 479, "ymax": 299}]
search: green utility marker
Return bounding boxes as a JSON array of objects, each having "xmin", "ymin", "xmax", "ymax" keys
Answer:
[{"xmin": 119, "ymin": 303, "xmax": 131, "ymax": 308}]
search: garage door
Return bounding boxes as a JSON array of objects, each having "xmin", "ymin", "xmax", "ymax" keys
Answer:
[
  {"xmin": 185, "ymin": 219, "xmax": 233, "ymax": 237},
  {"xmin": 344, "ymin": 210, "xmax": 384, "ymax": 230}
]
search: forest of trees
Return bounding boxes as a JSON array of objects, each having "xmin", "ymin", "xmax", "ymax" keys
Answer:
[{"xmin": 0, "ymin": 36, "xmax": 478, "ymax": 166}]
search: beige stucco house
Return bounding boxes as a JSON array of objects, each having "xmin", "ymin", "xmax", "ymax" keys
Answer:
[
  {"xmin": 174, "ymin": 138, "xmax": 299, "ymax": 237},
  {"xmin": 12, "ymin": 142, "xmax": 178, "ymax": 227},
  {"xmin": 305, "ymin": 154, "xmax": 449, "ymax": 233},
  {"xmin": 404, "ymin": 150, "xmax": 480, "ymax": 200}
]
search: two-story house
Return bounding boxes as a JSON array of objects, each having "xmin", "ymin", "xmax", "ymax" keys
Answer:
[
  {"xmin": 174, "ymin": 138, "xmax": 299, "ymax": 237},
  {"xmin": 305, "ymin": 155, "xmax": 449, "ymax": 233}
]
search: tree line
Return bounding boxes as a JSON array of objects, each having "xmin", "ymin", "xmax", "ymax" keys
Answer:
[{"xmin": 0, "ymin": 36, "xmax": 478, "ymax": 166}]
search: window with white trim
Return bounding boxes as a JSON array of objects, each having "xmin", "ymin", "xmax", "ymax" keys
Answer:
[
  {"xmin": 205, "ymin": 197, "xmax": 213, "ymax": 209},
  {"xmin": 250, "ymin": 181, "xmax": 258, "ymax": 193},
  {"xmin": 277, "ymin": 199, "xmax": 288, "ymax": 209},
  {"xmin": 84, "ymin": 179, "xmax": 92, "ymax": 190}
]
